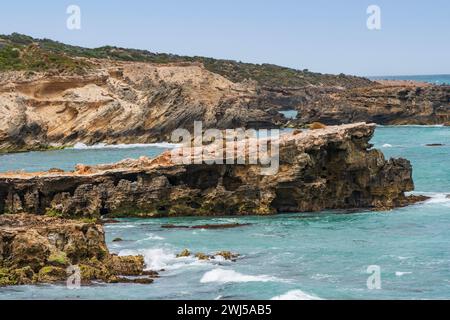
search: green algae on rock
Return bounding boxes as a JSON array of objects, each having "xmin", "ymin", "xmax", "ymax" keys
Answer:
[{"xmin": 0, "ymin": 214, "xmax": 156, "ymax": 286}]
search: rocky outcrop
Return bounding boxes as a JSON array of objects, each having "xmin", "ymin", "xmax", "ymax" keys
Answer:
[
  {"xmin": 1, "ymin": 53, "xmax": 448, "ymax": 153},
  {"xmin": 0, "ymin": 213, "xmax": 155, "ymax": 286},
  {"xmin": 175, "ymin": 249, "xmax": 239, "ymax": 261},
  {"xmin": 0, "ymin": 61, "xmax": 284, "ymax": 153},
  {"xmin": 294, "ymin": 83, "xmax": 450, "ymax": 125},
  {"xmin": 0, "ymin": 123, "xmax": 420, "ymax": 217}
]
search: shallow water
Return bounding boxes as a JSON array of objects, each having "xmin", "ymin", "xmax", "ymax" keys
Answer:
[
  {"xmin": 0, "ymin": 126, "xmax": 449, "ymax": 300},
  {"xmin": 0, "ymin": 143, "xmax": 174, "ymax": 173}
]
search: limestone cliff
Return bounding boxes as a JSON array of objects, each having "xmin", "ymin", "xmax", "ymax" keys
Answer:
[
  {"xmin": 292, "ymin": 82, "xmax": 450, "ymax": 125},
  {"xmin": 0, "ymin": 61, "xmax": 280, "ymax": 152},
  {"xmin": 0, "ymin": 123, "xmax": 421, "ymax": 217}
]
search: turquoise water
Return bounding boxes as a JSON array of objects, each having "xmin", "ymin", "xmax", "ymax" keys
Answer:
[
  {"xmin": 279, "ymin": 110, "xmax": 298, "ymax": 119},
  {"xmin": 0, "ymin": 126, "xmax": 449, "ymax": 300},
  {"xmin": 369, "ymin": 74, "xmax": 450, "ymax": 85},
  {"xmin": 0, "ymin": 144, "xmax": 174, "ymax": 173}
]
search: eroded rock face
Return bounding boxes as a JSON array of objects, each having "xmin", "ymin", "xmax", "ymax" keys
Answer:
[
  {"xmin": 294, "ymin": 83, "xmax": 450, "ymax": 125},
  {"xmin": 0, "ymin": 61, "xmax": 281, "ymax": 152},
  {"xmin": 0, "ymin": 214, "xmax": 153, "ymax": 286},
  {"xmin": 0, "ymin": 123, "xmax": 419, "ymax": 217},
  {"xmin": 1, "ymin": 57, "xmax": 448, "ymax": 153}
]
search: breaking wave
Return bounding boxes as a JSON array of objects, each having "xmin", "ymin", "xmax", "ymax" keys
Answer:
[
  {"xmin": 395, "ymin": 271, "xmax": 412, "ymax": 277},
  {"xmin": 271, "ymin": 289, "xmax": 322, "ymax": 300},
  {"xmin": 421, "ymin": 192, "xmax": 450, "ymax": 205},
  {"xmin": 200, "ymin": 268, "xmax": 282, "ymax": 284},
  {"xmin": 119, "ymin": 248, "xmax": 211, "ymax": 271},
  {"xmin": 136, "ymin": 233, "xmax": 165, "ymax": 242}
]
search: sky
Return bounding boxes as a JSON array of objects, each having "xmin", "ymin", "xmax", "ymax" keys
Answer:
[{"xmin": 0, "ymin": 0, "xmax": 449, "ymax": 76}]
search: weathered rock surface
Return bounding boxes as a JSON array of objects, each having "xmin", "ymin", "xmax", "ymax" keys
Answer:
[
  {"xmin": 0, "ymin": 123, "xmax": 420, "ymax": 217},
  {"xmin": 0, "ymin": 61, "xmax": 282, "ymax": 152},
  {"xmin": 293, "ymin": 83, "xmax": 450, "ymax": 125},
  {"xmin": 0, "ymin": 213, "xmax": 154, "ymax": 286},
  {"xmin": 176, "ymin": 249, "xmax": 239, "ymax": 261}
]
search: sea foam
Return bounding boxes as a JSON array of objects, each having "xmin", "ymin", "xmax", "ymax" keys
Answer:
[
  {"xmin": 200, "ymin": 268, "xmax": 281, "ymax": 283},
  {"xmin": 422, "ymin": 192, "xmax": 450, "ymax": 205},
  {"xmin": 119, "ymin": 248, "xmax": 211, "ymax": 271},
  {"xmin": 271, "ymin": 289, "xmax": 322, "ymax": 300}
]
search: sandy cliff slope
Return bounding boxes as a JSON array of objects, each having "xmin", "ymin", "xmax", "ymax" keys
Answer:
[{"xmin": 0, "ymin": 60, "xmax": 280, "ymax": 152}]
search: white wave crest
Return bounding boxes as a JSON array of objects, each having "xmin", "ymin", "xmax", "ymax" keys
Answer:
[
  {"xmin": 105, "ymin": 224, "xmax": 136, "ymax": 229},
  {"xmin": 119, "ymin": 248, "xmax": 209, "ymax": 271},
  {"xmin": 271, "ymin": 289, "xmax": 321, "ymax": 300},
  {"xmin": 72, "ymin": 142, "xmax": 179, "ymax": 150},
  {"xmin": 426, "ymin": 193, "xmax": 450, "ymax": 204},
  {"xmin": 395, "ymin": 271, "xmax": 412, "ymax": 277},
  {"xmin": 200, "ymin": 268, "xmax": 281, "ymax": 284},
  {"xmin": 382, "ymin": 143, "xmax": 393, "ymax": 148},
  {"xmin": 413, "ymin": 192, "xmax": 450, "ymax": 206},
  {"xmin": 136, "ymin": 233, "xmax": 165, "ymax": 242}
]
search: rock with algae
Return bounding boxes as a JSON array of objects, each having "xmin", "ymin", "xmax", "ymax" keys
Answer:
[{"xmin": 0, "ymin": 214, "xmax": 156, "ymax": 286}]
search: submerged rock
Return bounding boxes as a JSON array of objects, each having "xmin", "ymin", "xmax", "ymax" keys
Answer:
[
  {"xmin": 176, "ymin": 249, "xmax": 191, "ymax": 258},
  {"xmin": 0, "ymin": 123, "xmax": 418, "ymax": 217},
  {"xmin": 176, "ymin": 250, "xmax": 239, "ymax": 261},
  {"xmin": 215, "ymin": 251, "xmax": 239, "ymax": 261},
  {"xmin": 194, "ymin": 253, "xmax": 210, "ymax": 260},
  {"xmin": 0, "ymin": 214, "xmax": 154, "ymax": 286}
]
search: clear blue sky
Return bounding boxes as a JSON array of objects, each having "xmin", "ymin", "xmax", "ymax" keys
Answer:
[{"xmin": 0, "ymin": 0, "xmax": 449, "ymax": 76}]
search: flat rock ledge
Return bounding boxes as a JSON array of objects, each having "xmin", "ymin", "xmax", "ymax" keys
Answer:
[
  {"xmin": 0, "ymin": 123, "xmax": 421, "ymax": 218},
  {"xmin": 0, "ymin": 214, "xmax": 154, "ymax": 286}
]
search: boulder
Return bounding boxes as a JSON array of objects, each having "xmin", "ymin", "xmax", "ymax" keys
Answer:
[{"xmin": 0, "ymin": 214, "xmax": 155, "ymax": 286}]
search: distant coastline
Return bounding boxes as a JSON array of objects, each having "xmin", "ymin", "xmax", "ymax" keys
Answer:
[{"xmin": 368, "ymin": 74, "xmax": 450, "ymax": 85}]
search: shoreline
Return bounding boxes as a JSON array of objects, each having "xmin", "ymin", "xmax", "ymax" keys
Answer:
[{"xmin": 1, "ymin": 123, "xmax": 449, "ymax": 156}]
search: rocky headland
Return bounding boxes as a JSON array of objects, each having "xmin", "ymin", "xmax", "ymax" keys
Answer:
[
  {"xmin": 0, "ymin": 123, "xmax": 423, "ymax": 218},
  {"xmin": 292, "ymin": 81, "xmax": 450, "ymax": 125},
  {"xmin": 0, "ymin": 34, "xmax": 435, "ymax": 288},
  {"xmin": 1, "ymin": 34, "xmax": 448, "ymax": 154}
]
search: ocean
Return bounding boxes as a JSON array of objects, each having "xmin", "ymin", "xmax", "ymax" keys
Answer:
[
  {"xmin": 368, "ymin": 74, "xmax": 450, "ymax": 85},
  {"xmin": 0, "ymin": 126, "xmax": 449, "ymax": 299}
]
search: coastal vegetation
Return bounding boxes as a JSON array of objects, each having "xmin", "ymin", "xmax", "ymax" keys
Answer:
[{"xmin": 0, "ymin": 33, "xmax": 371, "ymax": 87}]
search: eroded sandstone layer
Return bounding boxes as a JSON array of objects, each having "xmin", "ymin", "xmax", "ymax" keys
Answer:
[
  {"xmin": 0, "ymin": 213, "xmax": 155, "ymax": 286},
  {"xmin": 0, "ymin": 61, "xmax": 282, "ymax": 152},
  {"xmin": 0, "ymin": 123, "xmax": 419, "ymax": 217}
]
